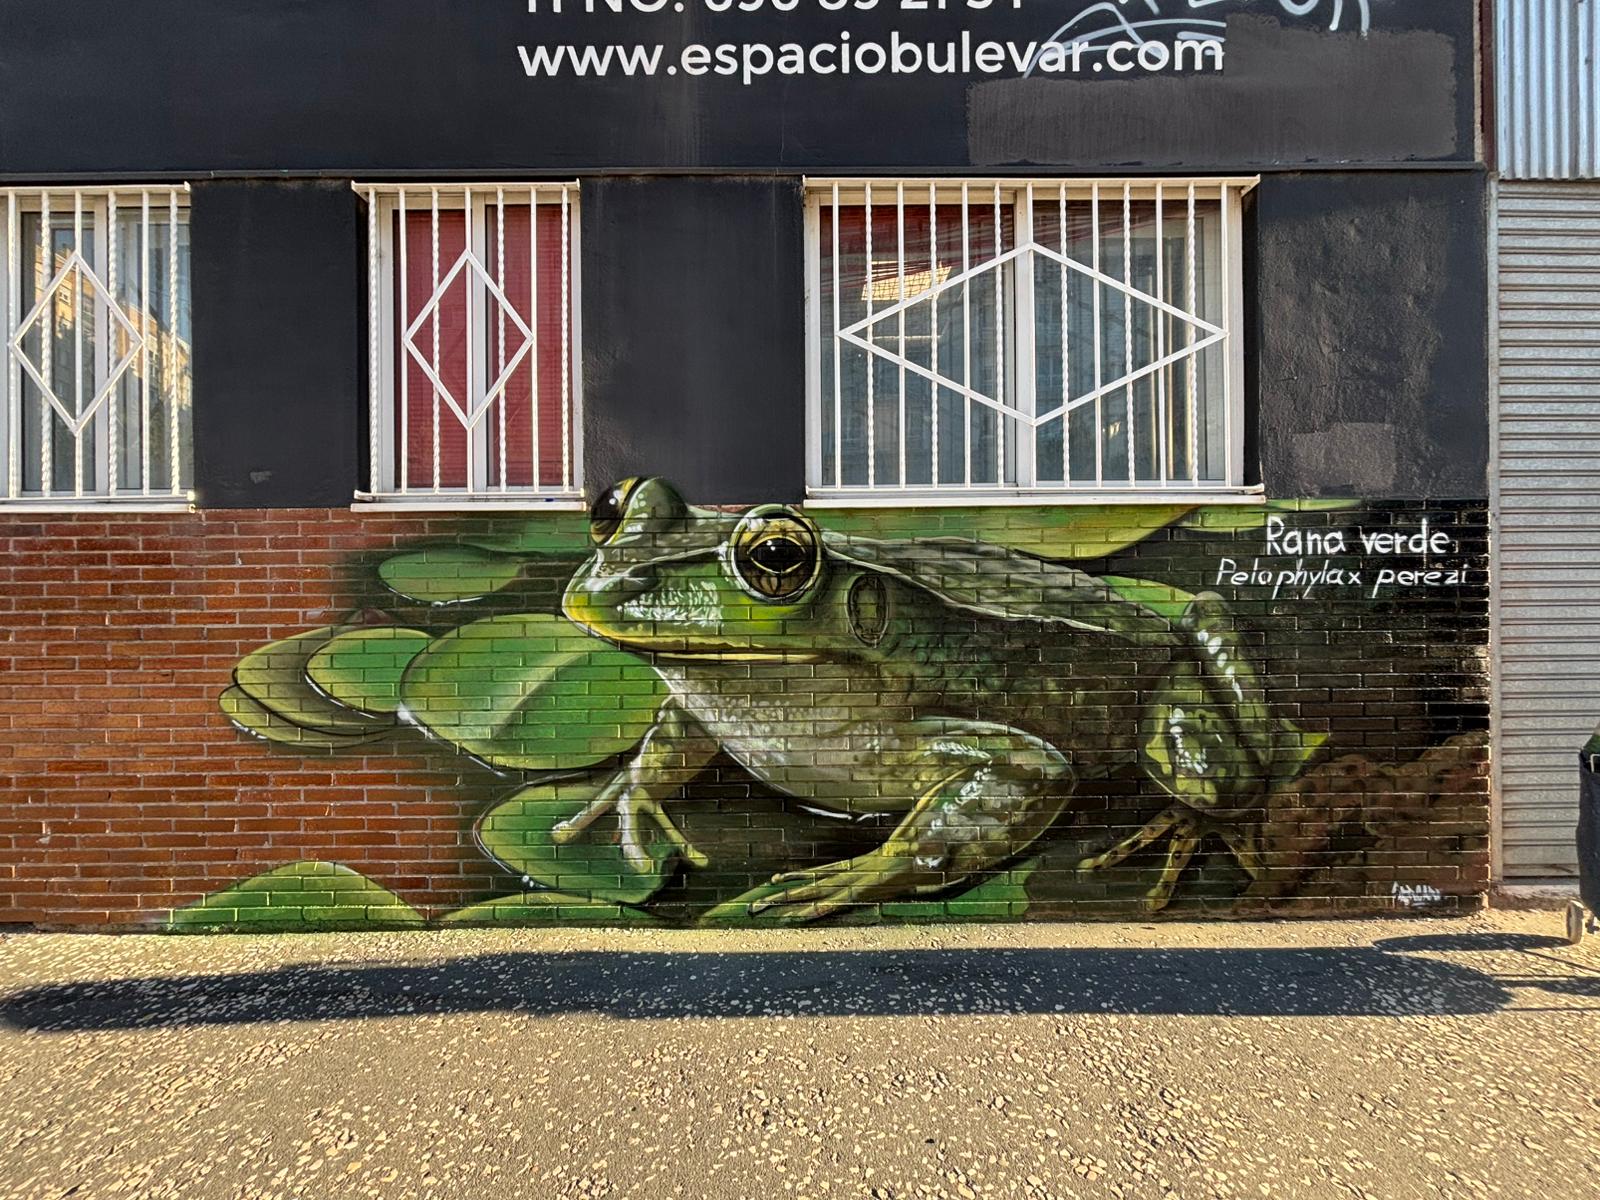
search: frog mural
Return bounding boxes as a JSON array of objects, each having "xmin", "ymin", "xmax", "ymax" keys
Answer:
[
  {"xmin": 556, "ymin": 478, "xmax": 1313, "ymax": 920},
  {"xmin": 190, "ymin": 479, "xmax": 1486, "ymax": 929}
]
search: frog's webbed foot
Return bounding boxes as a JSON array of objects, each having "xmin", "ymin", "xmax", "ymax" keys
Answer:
[
  {"xmin": 750, "ymin": 851, "xmax": 926, "ymax": 924},
  {"xmin": 1078, "ymin": 804, "xmax": 1264, "ymax": 913},
  {"xmin": 1217, "ymin": 825, "xmax": 1265, "ymax": 881},
  {"xmin": 551, "ymin": 775, "xmax": 709, "ymax": 872},
  {"xmin": 547, "ymin": 698, "xmax": 716, "ymax": 873}
]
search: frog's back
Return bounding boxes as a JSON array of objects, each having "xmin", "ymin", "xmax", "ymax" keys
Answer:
[{"xmin": 889, "ymin": 585, "xmax": 1170, "ymax": 769}]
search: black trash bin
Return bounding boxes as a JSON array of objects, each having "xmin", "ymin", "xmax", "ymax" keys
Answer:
[{"xmin": 1578, "ymin": 731, "xmax": 1600, "ymax": 920}]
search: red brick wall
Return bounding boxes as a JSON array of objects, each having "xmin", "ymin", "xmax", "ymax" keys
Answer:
[
  {"xmin": 0, "ymin": 501, "xmax": 1493, "ymax": 929},
  {"xmin": 0, "ymin": 510, "xmax": 514, "ymax": 926}
]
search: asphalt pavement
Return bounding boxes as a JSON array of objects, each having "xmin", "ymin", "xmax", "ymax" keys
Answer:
[{"xmin": 2, "ymin": 911, "xmax": 1597, "ymax": 1200}]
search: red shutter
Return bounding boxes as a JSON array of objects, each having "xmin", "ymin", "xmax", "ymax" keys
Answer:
[
  {"xmin": 392, "ymin": 202, "xmax": 570, "ymax": 491},
  {"xmin": 484, "ymin": 202, "xmax": 570, "ymax": 490},
  {"xmin": 394, "ymin": 210, "xmax": 469, "ymax": 489}
]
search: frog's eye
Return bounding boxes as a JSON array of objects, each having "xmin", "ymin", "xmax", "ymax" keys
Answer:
[
  {"xmin": 588, "ymin": 479, "xmax": 639, "ymax": 545},
  {"xmin": 730, "ymin": 507, "xmax": 821, "ymax": 602}
]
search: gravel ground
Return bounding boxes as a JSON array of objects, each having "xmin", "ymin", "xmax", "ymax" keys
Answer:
[{"xmin": 1, "ymin": 911, "xmax": 1598, "ymax": 1200}]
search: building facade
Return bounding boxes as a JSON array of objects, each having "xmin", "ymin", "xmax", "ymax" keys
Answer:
[{"xmin": 0, "ymin": 0, "xmax": 1494, "ymax": 928}]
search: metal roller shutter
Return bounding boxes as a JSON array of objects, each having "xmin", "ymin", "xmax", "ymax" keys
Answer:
[{"xmin": 1496, "ymin": 180, "xmax": 1600, "ymax": 877}]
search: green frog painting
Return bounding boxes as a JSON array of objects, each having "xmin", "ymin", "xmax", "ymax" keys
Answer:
[{"xmin": 192, "ymin": 478, "xmax": 1486, "ymax": 930}]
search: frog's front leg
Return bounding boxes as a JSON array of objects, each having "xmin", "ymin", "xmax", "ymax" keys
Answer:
[
  {"xmin": 751, "ymin": 719, "xmax": 1075, "ymax": 923},
  {"xmin": 550, "ymin": 697, "xmax": 717, "ymax": 872}
]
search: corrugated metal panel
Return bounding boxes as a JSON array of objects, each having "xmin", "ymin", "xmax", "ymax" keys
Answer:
[
  {"xmin": 1496, "ymin": 181, "xmax": 1600, "ymax": 876},
  {"xmin": 1497, "ymin": 0, "xmax": 1600, "ymax": 180}
]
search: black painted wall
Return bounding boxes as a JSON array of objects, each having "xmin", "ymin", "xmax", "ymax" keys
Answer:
[
  {"xmin": 1253, "ymin": 170, "xmax": 1489, "ymax": 498},
  {"xmin": 190, "ymin": 182, "xmax": 365, "ymax": 508},
  {"xmin": 581, "ymin": 177, "xmax": 806, "ymax": 504},
  {"xmin": 0, "ymin": 1, "xmax": 1475, "ymax": 176}
]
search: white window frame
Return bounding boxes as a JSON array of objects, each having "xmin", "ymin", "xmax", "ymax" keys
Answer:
[
  {"xmin": 803, "ymin": 176, "xmax": 1259, "ymax": 507},
  {"xmin": 355, "ymin": 182, "xmax": 584, "ymax": 509},
  {"xmin": 1, "ymin": 184, "xmax": 193, "ymax": 510}
]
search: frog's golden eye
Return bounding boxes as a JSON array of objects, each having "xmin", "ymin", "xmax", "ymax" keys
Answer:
[
  {"xmin": 730, "ymin": 507, "xmax": 821, "ymax": 602},
  {"xmin": 588, "ymin": 479, "xmax": 639, "ymax": 545}
]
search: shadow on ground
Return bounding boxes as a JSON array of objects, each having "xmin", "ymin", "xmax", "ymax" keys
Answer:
[{"xmin": 5, "ymin": 938, "xmax": 1600, "ymax": 1032}]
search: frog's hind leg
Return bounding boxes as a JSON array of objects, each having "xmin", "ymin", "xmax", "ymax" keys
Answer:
[
  {"xmin": 1143, "ymin": 817, "xmax": 1202, "ymax": 913},
  {"xmin": 749, "ymin": 719, "xmax": 1076, "ymax": 924}
]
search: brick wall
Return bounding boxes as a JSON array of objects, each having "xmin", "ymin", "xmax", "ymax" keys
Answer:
[{"xmin": 0, "ymin": 489, "xmax": 1491, "ymax": 929}]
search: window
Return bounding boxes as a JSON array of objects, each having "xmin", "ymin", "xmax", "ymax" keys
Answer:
[
  {"xmin": 359, "ymin": 183, "xmax": 581, "ymax": 504},
  {"xmin": 1, "ymin": 186, "xmax": 192, "ymax": 504},
  {"xmin": 805, "ymin": 178, "xmax": 1254, "ymax": 502}
]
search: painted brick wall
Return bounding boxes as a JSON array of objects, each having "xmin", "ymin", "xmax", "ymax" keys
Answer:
[{"xmin": 0, "ymin": 488, "xmax": 1490, "ymax": 930}]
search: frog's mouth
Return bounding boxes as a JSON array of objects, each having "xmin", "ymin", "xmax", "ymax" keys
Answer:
[
  {"xmin": 574, "ymin": 623, "xmax": 823, "ymax": 664},
  {"xmin": 616, "ymin": 579, "xmax": 722, "ymax": 628},
  {"xmin": 634, "ymin": 646, "xmax": 822, "ymax": 663},
  {"xmin": 563, "ymin": 588, "xmax": 821, "ymax": 663}
]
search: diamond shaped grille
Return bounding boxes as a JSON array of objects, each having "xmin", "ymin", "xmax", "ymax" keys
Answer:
[
  {"xmin": 402, "ymin": 249, "xmax": 536, "ymax": 431},
  {"xmin": 10, "ymin": 251, "xmax": 144, "ymax": 436},
  {"xmin": 837, "ymin": 241, "xmax": 1224, "ymax": 430}
]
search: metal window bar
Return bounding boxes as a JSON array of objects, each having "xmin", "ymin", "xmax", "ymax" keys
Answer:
[
  {"xmin": 356, "ymin": 182, "xmax": 582, "ymax": 502},
  {"xmin": 928, "ymin": 185, "xmax": 939, "ymax": 484},
  {"xmin": 994, "ymin": 182, "xmax": 1006, "ymax": 487},
  {"xmin": 961, "ymin": 181, "xmax": 971, "ymax": 488},
  {"xmin": 807, "ymin": 177, "xmax": 1255, "ymax": 501},
  {"xmin": 832, "ymin": 182, "xmax": 841, "ymax": 486},
  {"xmin": 896, "ymin": 181, "xmax": 906, "ymax": 489},
  {"xmin": 0, "ymin": 185, "xmax": 192, "ymax": 504},
  {"xmin": 865, "ymin": 181, "xmax": 875, "ymax": 489},
  {"xmin": 1091, "ymin": 181, "xmax": 1103, "ymax": 487},
  {"xmin": 1058, "ymin": 182, "xmax": 1068, "ymax": 485}
]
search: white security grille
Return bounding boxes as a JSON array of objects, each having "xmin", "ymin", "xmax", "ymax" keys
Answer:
[
  {"xmin": 1, "ymin": 186, "xmax": 192, "ymax": 503},
  {"xmin": 358, "ymin": 183, "xmax": 582, "ymax": 502},
  {"xmin": 806, "ymin": 178, "xmax": 1253, "ymax": 501}
]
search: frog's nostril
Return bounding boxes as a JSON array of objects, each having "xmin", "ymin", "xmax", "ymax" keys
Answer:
[
  {"xmin": 562, "ymin": 563, "xmax": 654, "ymax": 629},
  {"xmin": 587, "ymin": 566, "xmax": 654, "ymax": 609}
]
